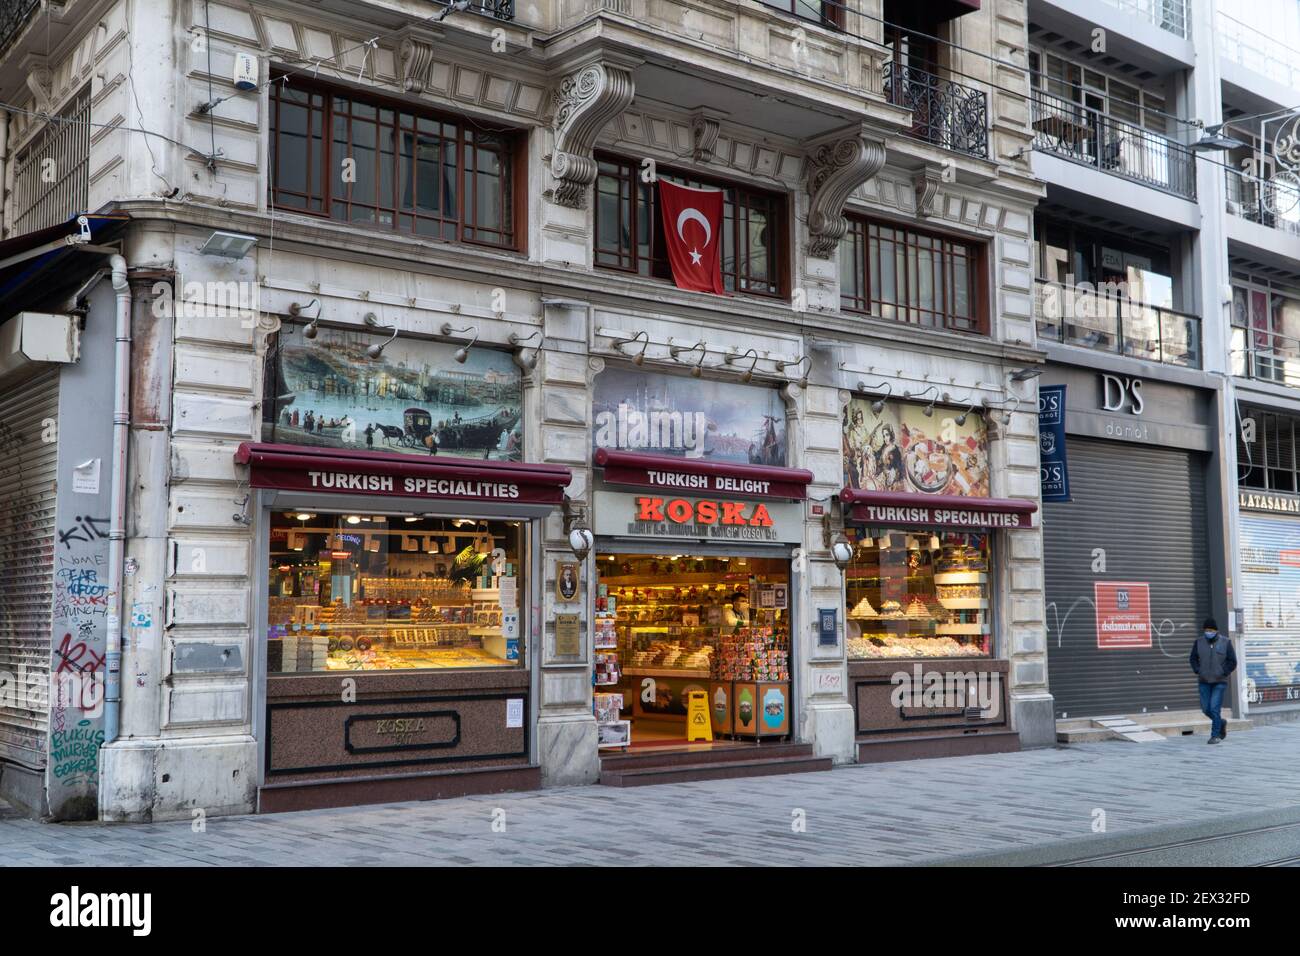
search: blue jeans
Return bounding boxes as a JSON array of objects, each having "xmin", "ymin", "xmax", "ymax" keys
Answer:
[{"xmin": 1199, "ymin": 681, "xmax": 1227, "ymax": 738}]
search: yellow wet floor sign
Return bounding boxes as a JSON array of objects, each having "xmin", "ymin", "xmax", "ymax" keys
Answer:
[{"xmin": 686, "ymin": 690, "xmax": 713, "ymax": 742}]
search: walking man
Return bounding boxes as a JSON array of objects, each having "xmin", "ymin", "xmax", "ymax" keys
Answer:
[{"xmin": 1190, "ymin": 618, "xmax": 1237, "ymax": 744}]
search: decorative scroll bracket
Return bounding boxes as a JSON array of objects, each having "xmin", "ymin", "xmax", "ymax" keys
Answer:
[
  {"xmin": 913, "ymin": 164, "xmax": 944, "ymax": 217},
  {"xmin": 547, "ymin": 56, "xmax": 638, "ymax": 209},
  {"xmin": 805, "ymin": 125, "xmax": 887, "ymax": 260},
  {"xmin": 397, "ymin": 27, "xmax": 444, "ymax": 93}
]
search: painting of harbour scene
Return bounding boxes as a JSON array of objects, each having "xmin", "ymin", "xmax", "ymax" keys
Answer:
[{"xmin": 262, "ymin": 325, "xmax": 523, "ymax": 460}]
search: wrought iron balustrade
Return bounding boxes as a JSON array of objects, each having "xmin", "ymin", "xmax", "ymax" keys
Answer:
[
  {"xmin": 1030, "ymin": 88, "xmax": 1196, "ymax": 200},
  {"xmin": 883, "ymin": 61, "xmax": 988, "ymax": 160}
]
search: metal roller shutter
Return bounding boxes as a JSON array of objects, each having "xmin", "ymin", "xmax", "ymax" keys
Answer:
[
  {"xmin": 0, "ymin": 369, "xmax": 60, "ymax": 768},
  {"xmin": 1043, "ymin": 437, "xmax": 1210, "ymax": 718},
  {"xmin": 1238, "ymin": 514, "xmax": 1300, "ymax": 704}
]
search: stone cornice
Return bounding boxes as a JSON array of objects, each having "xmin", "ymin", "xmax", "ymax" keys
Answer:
[
  {"xmin": 110, "ymin": 200, "xmax": 1045, "ymax": 368},
  {"xmin": 805, "ymin": 125, "xmax": 887, "ymax": 259},
  {"xmin": 546, "ymin": 53, "xmax": 638, "ymax": 208}
]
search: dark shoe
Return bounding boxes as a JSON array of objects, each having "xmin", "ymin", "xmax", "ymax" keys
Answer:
[
  {"xmin": 1207, "ymin": 736, "xmax": 1221, "ymax": 745},
  {"xmin": 1220, "ymin": 724, "xmax": 1227, "ymax": 738}
]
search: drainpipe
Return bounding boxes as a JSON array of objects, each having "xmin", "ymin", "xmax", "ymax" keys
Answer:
[{"xmin": 103, "ymin": 254, "xmax": 131, "ymax": 744}]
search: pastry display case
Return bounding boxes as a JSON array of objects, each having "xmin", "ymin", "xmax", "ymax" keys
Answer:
[
  {"xmin": 845, "ymin": 530, "xmax": 991, "ymax": 660},
  {"xmin": 265, "ymin": 513, "xmax": 524, "ymax": 673}
]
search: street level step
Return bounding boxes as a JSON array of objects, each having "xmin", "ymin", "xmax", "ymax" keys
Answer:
[
  {"xmin": 1056, "ymin": 709, "xmax": 1252, "ymax": 744},
  {"xmin": 856, "ymin": 730, "xmax": 1021, "ymax": 764},
  {"xmin": 599, "ymin": 754, "xmax": 832, "ymax": 787},
  {"xmin": 600, "ymin": 741, "xmax": 814, "ymax": 773}
]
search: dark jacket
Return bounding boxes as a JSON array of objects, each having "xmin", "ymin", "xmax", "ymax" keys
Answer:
[{"xmin": 1190, "ymin": 632, "xmax": 1237, "ymax": 684}]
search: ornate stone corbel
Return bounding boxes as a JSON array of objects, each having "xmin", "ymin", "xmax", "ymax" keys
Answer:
[
  {"xmin": 548, "ymin": 58, "xmax": 636, "ymax": 209},
  {"xmin": 397, "ymin": 27, "xmax": 443, "ymax": 93},
  {"xmin": 805, "ymin": 126, "xmax": 887, "ymax": 259},
  {"xmin": 913, "ymin": 165, "xmax": 943, "ymax": 216},
  {"xmin": 690, "ymin": 108, "xmax": 726, "ymax": 163},
  {"xmin": 21, "ymin": 54, "xmax": 52, "ymax": 113}
]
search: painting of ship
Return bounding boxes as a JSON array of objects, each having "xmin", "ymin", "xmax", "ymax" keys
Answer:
[{"xmin": 260, "ymin": 325, "xmax": 523, "ymax": 460}]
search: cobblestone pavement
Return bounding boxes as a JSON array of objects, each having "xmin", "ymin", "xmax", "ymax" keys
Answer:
[{"xmin": 4, "ymin": 722, "xmax": 1300, "ymax": 866}]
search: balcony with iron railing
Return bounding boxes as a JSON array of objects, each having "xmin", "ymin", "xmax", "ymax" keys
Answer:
[
  {"xmin": 1030, "ymin": 88, "xmax": 1196, "ymax": 200},
  {"xmin": 1217, "ymin": 9, "xmax": 1300, "ymax": 91},
  {"xmin": 1232, "ymin": 327, "xmax": 1300, "ymax": 388},
  {"xmin": 883, "ymin": 61, "xmax": 988, "ymax": 160},
  {"xmin": 1035, "ymin": 279, "xmax": 1202, "ymax": 368},
  {"xmin": 1095, "ymin": 0, "xmax": 1188, "ymax": 38},
  {"xmin": 1225, "ymin": 166, "xmax": 1300, "ymax": 238}
]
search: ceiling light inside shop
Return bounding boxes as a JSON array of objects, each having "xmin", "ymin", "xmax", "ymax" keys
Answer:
[
  {"xmin": 346, "ymin": 515, "xmax": 361, "ymax": 525},
  {"xmin": 296, "ymin": 512, "xmax": 315, "ymax": 521},
  {"xmin": 404, "ymin": 516, "xmax": 419, "ymax": 522}
]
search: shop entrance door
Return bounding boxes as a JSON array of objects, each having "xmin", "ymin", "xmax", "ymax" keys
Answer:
[{"xmin": 592, "ymin": 548, "xmax": 794, "ymax": 753}]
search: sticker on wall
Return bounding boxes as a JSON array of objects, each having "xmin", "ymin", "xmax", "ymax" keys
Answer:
[
  {"xmin": 506, "ymin": 698, "xmax": 523, "ymax": 729},
  {"xmin": 1094, "ymin": 581, "xmax": 1152, "ymax": 649}
]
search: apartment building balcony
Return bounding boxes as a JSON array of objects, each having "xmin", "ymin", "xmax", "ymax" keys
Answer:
[
  {"xmin": 1224, "ymin": 167, "xmax": 1300, "ymax": 269},
  {"xmin": 1030, "ymin": 89, "xmax": 1195, "ymax": 200},
  {"xmin": 553, "ymin": 0, "xmax": 904, "ymax": 142},
  {"xmin": 1217, "ymin": 9, "xmax": 1300, "ymax": 110},
  {"xmin": 882, "ymin": 61, "xmax": 988, "ymax": 160},
  {"xmin": 1233, "ymin": 328, "xmax": 1300, "ymax": 391},
  {"xmin": 1034, "ymin": 279, "xmax": 1201, "ymax": 369},
  {"xmin": 0, "ymin": 0, "xmax": 40, "ymax": 61},
  {"xmin": 1095, "ymin": 0, "xmax": 1187, "ymax": 39}
]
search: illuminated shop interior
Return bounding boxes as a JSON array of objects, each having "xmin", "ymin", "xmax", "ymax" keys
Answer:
[
  {"xmin": 845, "ymin": 529, "xmax": 991, "ymax": 660},
  {"xmin": 265, "ymin": 511, "xmax": 524, "ymax": 673}
]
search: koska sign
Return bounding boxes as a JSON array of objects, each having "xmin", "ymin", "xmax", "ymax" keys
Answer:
[{"xmin": 593, "ymin": 490, "xmax": 804, "ymax": 542}]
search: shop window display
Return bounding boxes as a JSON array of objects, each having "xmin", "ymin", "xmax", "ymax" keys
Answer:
[
  {"xmin": 845, "ymin": 530, "xmax": 991, "ymax": 660},
  {"xmin": 594, "ymin": 553, "xmax": 792, "ymax": 744},
  {"xmin": 266, "ymin": 512, "xmax": 524, "ymax": 672}
]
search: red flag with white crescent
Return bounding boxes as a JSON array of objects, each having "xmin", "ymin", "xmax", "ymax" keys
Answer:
[{"xmin": 657, "ymin": 179, "xmax": 727, "ymax": 295}]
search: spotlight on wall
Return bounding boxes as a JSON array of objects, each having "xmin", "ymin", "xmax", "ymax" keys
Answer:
[
  {"xmin": 955, "ymin": 402, "xmax": 982, "ymax": 426},
  {"xmin": 1010, "ymin": 367, "xmax": 1043, "ymax": 382},
  {"xmin": 613, "ymin": 330, "xmax": 650, "ymax": 366},
  {"xmin": 905, "ymin": 385, "xmax": 940, "ymax": 416},
  {"xmin": 199, "ymin": 230, "xmax": 257, "ymax": 259},
  {"xmin": 725, "ymin": 348, "xmax": 760, "ymax": 383},
  {"xmin": 669, "ymin": 340, "xmax": 708, "ymax": 378},
  {"xmin": 441, "ymin": 323, "xmax": 479, "ymax": 363},
  {"xmin": 509, "ymin": 330, "xmax": 541, "ymax": 371},
  {"xmin": 363, "ymin": 312, "xmax": 399, "ymax": 359},
  {"xmin": 857, "ymin": 380, "xmax": 893, "ymax": 414},
  {"xmin": 777, "ymin": 354, "xmax": 811, "ymax": 388},
  {"xmin": 289, "ymin": 299, "xmax": 321, "ymax": 339}
]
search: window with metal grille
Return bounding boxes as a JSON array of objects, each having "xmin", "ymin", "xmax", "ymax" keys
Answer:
[
  {"xmin": 839, "ymin": 217, "xmax": 986, "ymax": 334},
  {"xmin": 594, "ymin": 155, "xmax": 785, "ymax": 297},
  {"xmin": 268, "ymin": 78, "xmax": 522, "ymax": 251},
  {"xmin": 11, "ymin": 88, "xmax": 91, "ymax": 237}
]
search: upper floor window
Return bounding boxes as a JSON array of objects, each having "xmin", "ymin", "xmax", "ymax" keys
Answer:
[
  {"xmin": 11, "ymin": 87, "xmax": 91, "ymax": 237},
  {"xmin": 594, "ymin": 155, "xmax": 785, "ymax": 298},
  {"xmin": 839, "ymin": 217, "xmax": 985, "ymax": 334},
  {"xmin": 760, "ymin": 1, "xmax": 845, "ymax": 30},
  {"xmin": 1028, "ymin": 49, "xmax": 1169, "ymax": 135},
  {"xmin": 269, "ymin": 79, "xmax": 522, "ymax": 251}
]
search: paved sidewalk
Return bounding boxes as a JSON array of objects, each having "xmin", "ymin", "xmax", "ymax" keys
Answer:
[{"xmin": 3, "ymin": 722, "xmax": 1299, "ymax": 866}]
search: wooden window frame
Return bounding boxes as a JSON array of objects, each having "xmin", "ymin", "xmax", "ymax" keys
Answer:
[
  {"xmin": 593, "ymin": 152, "xmax": 789, "ymax": 299},
  {"xmin": 268, "ymin": 75, "xmax": 527, "ymax": 253},
  {"xmin": 760, "ymin": 0, "xmax": 845, "ymax": 31},
  {"xmin": 840, "ymin": 215, "xmax": 989, "ymax": 335}
]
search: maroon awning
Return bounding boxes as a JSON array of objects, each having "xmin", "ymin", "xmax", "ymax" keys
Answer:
[
  {"xmin": 235, "ymin": 442, "xmax": 571, "ymax": 504},
  {"xmin": 594, "ymin": 447, "xmax": 814, "ymax": 500},
  {"xmin": 840, "ymin": 486, "xmax": 1037, "ymax": 529}
]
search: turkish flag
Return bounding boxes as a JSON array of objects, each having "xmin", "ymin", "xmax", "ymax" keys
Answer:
[{"xmin": 658, "ymin": 179, "xmax": 727, "ymax": 295}]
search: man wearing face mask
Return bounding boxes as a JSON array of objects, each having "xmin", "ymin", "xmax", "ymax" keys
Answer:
[{"xmin": 1189, "ymin": 618, "xmax": 1237, "ymax": 744}]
